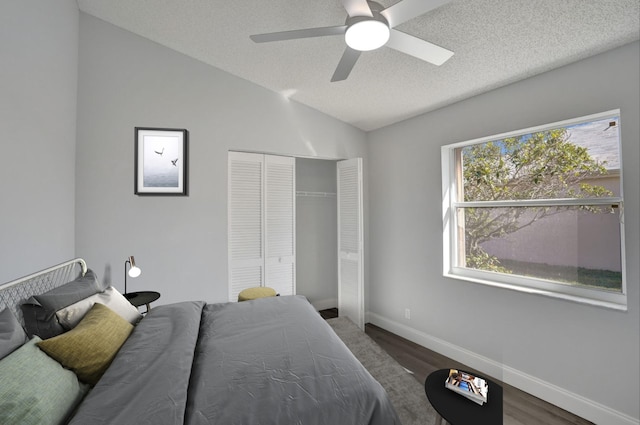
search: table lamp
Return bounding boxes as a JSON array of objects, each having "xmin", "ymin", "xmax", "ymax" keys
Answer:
[{"xmin": 124, "ymin": 255, "xmax": 141, "ymax": 297}]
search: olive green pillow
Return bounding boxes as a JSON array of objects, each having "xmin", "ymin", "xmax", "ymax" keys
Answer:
[{"xmin": 37, "ymin": 303, "xmax": 133, "ymax": 385}]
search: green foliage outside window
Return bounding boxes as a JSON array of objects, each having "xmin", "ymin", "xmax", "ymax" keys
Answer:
[{"xmin": 461, "ymin": 128, "xmax": 612, "ymax": 273}]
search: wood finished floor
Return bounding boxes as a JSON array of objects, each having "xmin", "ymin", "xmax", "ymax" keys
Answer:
[{"xmin": 320, "ymin": 308, "xmax": 594, "ymax": 425}]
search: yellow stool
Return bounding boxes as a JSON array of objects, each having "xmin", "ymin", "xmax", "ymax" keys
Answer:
[{"xmin": 238, "ymin": 287, "xmax": 277, "ymax": 302}]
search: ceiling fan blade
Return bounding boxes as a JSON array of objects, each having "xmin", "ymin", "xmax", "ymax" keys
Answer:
[
  {"xmin": 386, "ymin": 29, "xmax": 453, "ymax": 66},
  {"xmin": 381, "ymin": 0, "xmax": 450, "ymax": 28},
  {"xmin": 331, "ymin": 47, "xmax": 362, "ymax": 82},
  {"xmin": 341, "ymin": 0, "xmax": 373, "ymax": 17},
  {"xmin": 250, "ymin": 25, "xmax": 347, "ymax": 43}
]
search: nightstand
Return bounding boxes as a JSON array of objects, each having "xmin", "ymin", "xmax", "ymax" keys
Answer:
[
  {"xmin": 124, "ymin": 291, "xmax": 160, "ymax": 314},
  {"xmin": 425, "ymin": 369, "xmax": 502, "ymax": 425}
]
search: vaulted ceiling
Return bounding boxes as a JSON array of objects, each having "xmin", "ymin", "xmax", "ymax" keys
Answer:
[{"xmin": 77, "ymin": 0, "xmax": 639, "ymax": 131}]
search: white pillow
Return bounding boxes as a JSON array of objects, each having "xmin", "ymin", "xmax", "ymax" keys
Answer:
[{"xmin": 56, "ymin": 287, "xmax": 142, "ymax": 329}]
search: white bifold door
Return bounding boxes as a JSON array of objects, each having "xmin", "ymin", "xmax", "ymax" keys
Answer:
[
  {"xmin": 228, "ymin": 152, "xmax": 296, "ymax": 301},
  {"xmin": 337, "ymin": 158, "xmax": 364, "ymax": 330},
  {"xmin": 228, "ymin": 152, "xmax": 364, "ymax": 330}
]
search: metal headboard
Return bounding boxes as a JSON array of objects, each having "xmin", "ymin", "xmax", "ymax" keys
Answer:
[{"xmin": 0, "ymin": 258, "xmax": 87, "ymax": 327}]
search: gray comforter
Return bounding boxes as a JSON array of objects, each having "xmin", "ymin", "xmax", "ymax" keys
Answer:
[{"xmin": 69, "ymin": 295, "xmax": 400, "ymax": 425}]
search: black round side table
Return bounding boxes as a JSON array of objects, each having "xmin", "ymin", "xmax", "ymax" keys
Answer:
[
  {"xmin": 124, "ymin": 291, "xmax": 160, "ymax": 314},
  {"xmin": 425, "ymin": 368, "xmax": 503, "ymax": 425}
]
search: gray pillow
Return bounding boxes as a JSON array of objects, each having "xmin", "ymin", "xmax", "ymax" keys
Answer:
[
  {"xmin": 21, "ymin": 269, "xmax": 107, "ymax": 339},
  {"xmin": 0, "ymin": 308, "xmax": 27, "ymax": 360},
  {"xmin": 34, "ymin": 269, "xmax": 106, "ymax": 311},
  {"xmin": 21, "ymin": 298, "xmax": 66, "ymax": 339}
]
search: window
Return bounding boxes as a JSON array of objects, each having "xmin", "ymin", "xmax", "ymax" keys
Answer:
[{"xmin": 441, "ymin": 110, "xmax": 626, "ymax": 310}]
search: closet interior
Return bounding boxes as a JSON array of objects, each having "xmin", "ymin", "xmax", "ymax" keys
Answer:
[{"xmin": 295, "ymin": 158, "xmax": 338, "ymax": 311}]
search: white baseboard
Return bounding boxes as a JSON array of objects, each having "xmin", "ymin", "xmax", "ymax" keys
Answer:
[
  {"xmin": 366, "ymin": 312, "xmax": 639, "ymax": 425},
  {"xmin": 310, "ymin": 298, "xmax": 337, "ymax": 312}
]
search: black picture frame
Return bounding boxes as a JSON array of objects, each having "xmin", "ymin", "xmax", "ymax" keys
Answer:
[{"xmin": 134, "ymin": 127, "xmax": 188, "ymax": 196}]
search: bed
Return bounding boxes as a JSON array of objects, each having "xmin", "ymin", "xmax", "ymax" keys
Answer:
[{"xmin": 0, "ymin": 258, "xmax": 400, "ymax": 425}]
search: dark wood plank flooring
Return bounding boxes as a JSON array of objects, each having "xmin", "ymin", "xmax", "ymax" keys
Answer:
[{"xmin": 320, "ymin": 308, "xmax": 593, "ymax": 425}]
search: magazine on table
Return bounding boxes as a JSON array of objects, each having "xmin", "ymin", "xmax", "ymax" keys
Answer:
[{"xmin": 444, "ymin": 369, "xmax": 489, "ymax": 405}]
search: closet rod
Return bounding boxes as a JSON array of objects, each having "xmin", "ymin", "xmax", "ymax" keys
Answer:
[{"xmin": 296, "ymin": 191, "xmax": 336, "ymax": 198}]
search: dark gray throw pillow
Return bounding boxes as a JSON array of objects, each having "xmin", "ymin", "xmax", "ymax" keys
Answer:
[
  {"xmin": 0, "ymin": 308, "xmax": 28, "ymax": 360},
  {"xmin": 34, "ymin": 269, "xmax": 106, "ymax": 312},
  {"xmin": 21, "ymin": 297, "xmax": 66, "ymax": 339},
  {"xmin": 21, "ymin": 269, "xmax": 106, "ymax": 339}
]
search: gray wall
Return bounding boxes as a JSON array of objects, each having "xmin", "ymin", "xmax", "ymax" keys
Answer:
[
  {"xmin": 75, "ymin": 14, "xmax": 367, "ymax": 305},
  {"xmin": 296, "ymin": 158, "xmax": 338, "ymax": 309},
  {"xmin": 367, "ymin": 41, "xmax": 639, "ymax": 422},
  {"xmin": 0, "ymin": 0, "xmax": 79, "ymax": 283}
]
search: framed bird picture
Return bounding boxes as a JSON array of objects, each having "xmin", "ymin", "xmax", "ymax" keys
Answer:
[{"xmin": 134, "ymin": 127, "xmax": 188, "ymax": 196}]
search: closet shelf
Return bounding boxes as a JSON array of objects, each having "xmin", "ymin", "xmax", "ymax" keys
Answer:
[{"xmin": 296, "ymin": 191, "xmax": 336, "ymax": 198}]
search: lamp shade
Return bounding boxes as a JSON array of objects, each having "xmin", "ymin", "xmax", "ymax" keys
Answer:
[
  {"xmin": 127, "ymin": 256, "xmax": 141, "ymax": 278},
  {"xmin": 128, "ymin": 265, "xmax": 141, "ymax": 278}
]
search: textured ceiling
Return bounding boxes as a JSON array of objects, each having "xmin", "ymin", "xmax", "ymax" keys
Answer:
[{"xmin": 76, "ymin": 0, "xmax": 639, "ymax": 131}]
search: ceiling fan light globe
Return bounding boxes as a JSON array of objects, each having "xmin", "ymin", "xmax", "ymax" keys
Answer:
[{"xmin": 345, "ymin": 19, "xmax": 390, "ymax": 51}]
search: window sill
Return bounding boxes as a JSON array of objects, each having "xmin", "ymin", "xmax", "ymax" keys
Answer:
[{"xmin": 444, "ymin": 270, "xmax": 628, "ymax": 312}]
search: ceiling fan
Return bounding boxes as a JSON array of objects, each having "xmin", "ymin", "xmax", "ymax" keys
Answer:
[{"xmin": 250, "ymin": 0, "xmax": 454, "ymax": 82}]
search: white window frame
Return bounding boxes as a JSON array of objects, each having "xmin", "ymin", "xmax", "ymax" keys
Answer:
[{"xmin": 441, "ymin": 110, "xmax": 627, "ymax": 311}]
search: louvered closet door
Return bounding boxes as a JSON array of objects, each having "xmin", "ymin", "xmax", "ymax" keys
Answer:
[
  {"xmin": 264, "ymin": 155, "xmax": 296, "ymax": 296},
  {"xmin": 228, "ymin": 152, "xmax": 264, "ymax": 302},
  {"xmin": 337, "ymin": 158, "xmax": 364, "ymax": 330}
]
